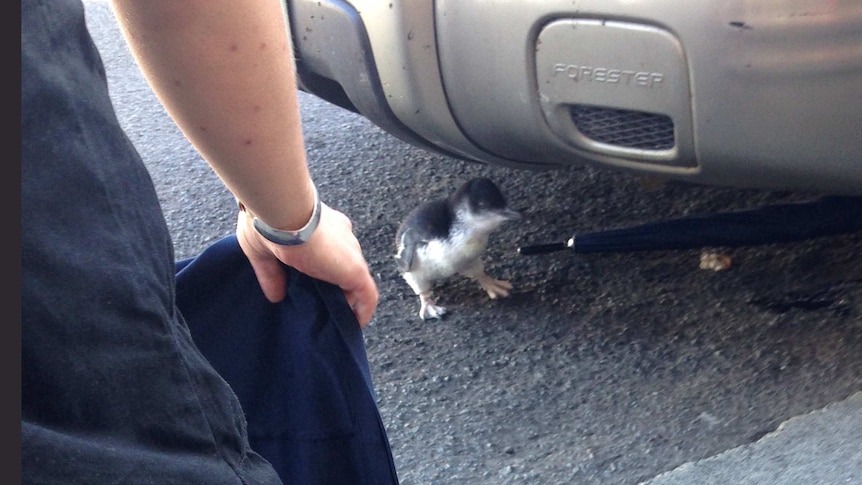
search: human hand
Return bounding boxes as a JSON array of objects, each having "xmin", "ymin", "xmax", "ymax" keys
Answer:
[{"xmin": 236, "ymin": 203, "xmax": 379, "ymax": 328}]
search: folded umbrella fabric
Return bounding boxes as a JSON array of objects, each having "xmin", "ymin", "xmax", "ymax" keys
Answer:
[
  {"xmin": 175, "ymin": 236, "xmax": 398, "ymax": 484},
  {"xmin": 573, "ymin": 196, "xmax": 862, "ymax": 253},
  {"xmin": 519, "ymin": 196, "xmax": 862, "ymax": 255}
]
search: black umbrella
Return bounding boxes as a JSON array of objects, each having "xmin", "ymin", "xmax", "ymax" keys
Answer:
[{"xmin": 518, "ymin": 196, "xmax": 862, "ymax": 256}]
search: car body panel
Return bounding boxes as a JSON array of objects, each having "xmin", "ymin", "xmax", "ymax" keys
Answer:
[{"xmin": 288, "ymin": 0, "xmax": 862, "ymax": 194}]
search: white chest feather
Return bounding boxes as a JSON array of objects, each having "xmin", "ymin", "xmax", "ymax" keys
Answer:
[{"xmin": 411, "ymin": 227, "xmax": 490, "ymax": 280}]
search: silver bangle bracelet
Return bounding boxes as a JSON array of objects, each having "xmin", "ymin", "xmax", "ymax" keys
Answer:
[{"xmin": 237, "ymin": 184, "xmax": 321, "ymax": 246}]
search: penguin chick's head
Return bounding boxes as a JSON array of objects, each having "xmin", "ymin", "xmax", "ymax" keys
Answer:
[{"xmin": 450, "ymin": 177, "xmax": 520, "ymax": 232}]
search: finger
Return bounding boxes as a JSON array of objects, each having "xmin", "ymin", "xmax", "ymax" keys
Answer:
[
  {"xmin": 247, "ymin": 256, "xmax": 288, "ymax": 303},
  {"xmin": 353, "ymin": 302, "xmax": 373, "ymax": 328},
  {"xmin": 348, "ymin": 278, "xmax": 379, "ymax": 328}
]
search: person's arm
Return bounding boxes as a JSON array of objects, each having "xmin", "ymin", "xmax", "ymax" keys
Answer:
[{"xmin": 109, "ymin": 0, "xmax": 378, "ymax": 326}]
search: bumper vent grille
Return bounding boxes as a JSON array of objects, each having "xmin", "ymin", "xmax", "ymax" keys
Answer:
[{"xmin": 570, "ymin": 105, "xmax": 675, "ymax": 150}]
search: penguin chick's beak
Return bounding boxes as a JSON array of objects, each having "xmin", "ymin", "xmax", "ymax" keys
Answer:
[
  {"xmin": 501, "ymin": 208, "xmax": 522, "ymax": 221},
  {"xmin": 487, "ymin": 207, "xmax": 520, "ymax": 228},
  {"xmin": 464, "ymin": 207, "xmax": 520, "ymax": 232}
]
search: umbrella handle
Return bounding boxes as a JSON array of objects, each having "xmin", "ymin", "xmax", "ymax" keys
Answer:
[{"xmin": 518, "ymin": 238, "xmax": 574, "ymax": 255}]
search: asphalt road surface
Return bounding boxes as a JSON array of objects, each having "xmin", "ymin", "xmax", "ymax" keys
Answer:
[{"xmin": 85, "ymin": 3, "xmax": 862, "ymax": 483}]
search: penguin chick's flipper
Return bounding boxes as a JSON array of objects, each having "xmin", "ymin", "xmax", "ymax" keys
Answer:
[{"xmin": 394, "ymin": 227, "xmax": 418, "ymax": 273}]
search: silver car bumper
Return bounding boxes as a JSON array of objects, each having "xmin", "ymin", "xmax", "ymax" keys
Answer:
[{"xmin": 288, "ymin": 0, "xmax": 862, "ymax": 194}]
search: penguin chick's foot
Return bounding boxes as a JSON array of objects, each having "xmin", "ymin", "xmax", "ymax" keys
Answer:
[
  {"xmin": 419, "ymin": 292, "xmax": 447, "ymax": 320},
  {"xmin": 476, "ymin": 273, "xmax": 513, "ymax": 299}
]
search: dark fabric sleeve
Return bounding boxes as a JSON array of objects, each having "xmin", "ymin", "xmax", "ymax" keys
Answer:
[{"xmin": 175, "ymin": 236, "xmax": 399, "ymax": 485}]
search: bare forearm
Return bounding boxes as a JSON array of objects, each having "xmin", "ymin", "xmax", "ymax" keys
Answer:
[{"xmin": 110, "ymin": 0, "xmax": 314, "ymax": 230}]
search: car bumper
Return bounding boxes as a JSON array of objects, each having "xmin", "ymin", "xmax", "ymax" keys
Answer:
[{"xmin": 288, "ymin": 0, "xmax": 862, "ymax": 194}]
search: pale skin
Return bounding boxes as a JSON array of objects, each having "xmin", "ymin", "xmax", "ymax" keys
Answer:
[{"xmin": 110, "ymin": 0, "xmax": 378, "ymax": 326}]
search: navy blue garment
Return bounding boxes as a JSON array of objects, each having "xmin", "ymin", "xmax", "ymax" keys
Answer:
[{"xmin": 176, "ymin": 236, "xmax": 399, "ymax": 484}]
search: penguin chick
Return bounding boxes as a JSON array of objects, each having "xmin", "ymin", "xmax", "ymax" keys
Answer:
[{"xmin": 394, "ymin": 177, "xmax": 520, "ymax": 320}]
